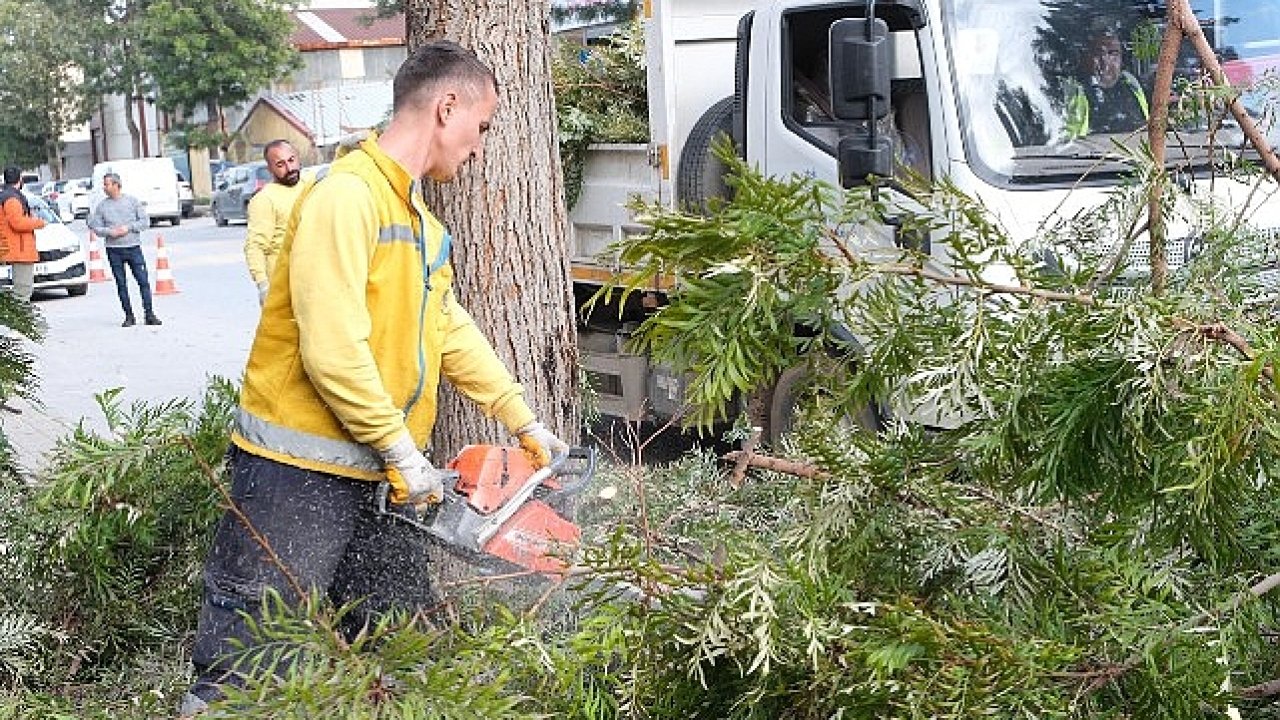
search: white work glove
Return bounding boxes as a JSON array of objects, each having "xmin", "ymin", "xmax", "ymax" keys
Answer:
[
  {"xmin": 256, "ymin": 281, "xmax": 269, "ymax": 305},
  {"xmin": 379, "ymin": 433, "xmax": 456, "ymax": 506},
  {"xmin": 516, "ymin": 420, "xmax": 569, "ymax": 468}
]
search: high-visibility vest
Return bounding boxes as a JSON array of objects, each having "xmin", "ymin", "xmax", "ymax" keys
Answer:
[{"xmin": 1064, "ymin": 72, "xmax": 1149, "ymax": 139}]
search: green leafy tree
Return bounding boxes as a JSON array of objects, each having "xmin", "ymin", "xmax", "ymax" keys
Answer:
[
  {"xmin": 0, "ymin": 0, "xmax": 96, "ymax": 176},
  {"xmin": 0, "ymin": 121, "xmax": 47, "ymax": 174},
  {"xmin": 139, "ymin": 0, "xmax": 301, "ymax": 154},
  {"xmin": 60, "ymin": 0, "xmax": 155, "ymax": 158}
]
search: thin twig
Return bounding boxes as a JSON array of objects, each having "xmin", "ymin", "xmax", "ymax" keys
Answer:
[
  {"xmin": 826, "ymin": 231, "xmax": 1099, "ymax": 306},
  {"xmin": 873, "ymin": 262, "xmax": 1099, "ymax": 306},
  {"xmin": 1173, "ymin": 319, "xmax": 1277, "ymax": 384},
  {"xmin": 721, "ymin": 450, "xmax": 823, "ymax": 478},
  {"xmin": 729, "ymin": 426, "xmax": 762, "ymax": 488},
  {"xmin": 956, "ymin": 483, "xmax": 1085, "ymax": 542}
]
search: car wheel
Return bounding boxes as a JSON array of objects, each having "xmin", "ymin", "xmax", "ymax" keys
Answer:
[
  {"xmin": 171, "ymin": 215, "xmax": 181, "ymax": 226},
  {"xmin": 66, "ymin": 283, "xmax": 88, "ymax": 297}
]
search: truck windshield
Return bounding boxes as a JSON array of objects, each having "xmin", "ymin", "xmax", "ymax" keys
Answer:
[{"xmin": 944, "ymin": 0, "xmax": 1280, "ymax": 185}]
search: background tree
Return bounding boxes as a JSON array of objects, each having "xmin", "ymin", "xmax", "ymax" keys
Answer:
[
  {"xmin": 403, "ymin": 1, "xmax": 580, "ymax": 459},
  {"xmin": 0, "ymin": 0, "xmax": 96, "ymax": 176},
  {"xmin": 0, "ymin": 121, "xmax": 46, "ymax": 172},
  {"xmin": 138, "ymin": 0, "xmax": 301, "ymax": 157},
  {"xmin": 64, "ymin": 0, "xmax": 153, "ymax": 158}
]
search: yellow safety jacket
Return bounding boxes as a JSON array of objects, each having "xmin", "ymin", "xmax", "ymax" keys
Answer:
[
  {"xmin": 244, "ymin": 180, "xmax": 306, "ymax": 284},
  {"xmin": 232, "ymin": 137, "xmax": 536, "ymax": 481}
]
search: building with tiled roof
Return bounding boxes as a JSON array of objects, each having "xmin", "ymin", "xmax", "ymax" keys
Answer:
[
  {"xmin": 226, "ymin": 7, "xmax": 406, "ymax": 165},
  {"xmin": 291, "ymin": 7, "xmax": 404, "ymax": 50}
]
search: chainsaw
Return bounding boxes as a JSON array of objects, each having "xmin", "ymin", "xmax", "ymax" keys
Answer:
[{"xmin": 376, "ymin": 445, "xmax": 595, "ymax": 576}]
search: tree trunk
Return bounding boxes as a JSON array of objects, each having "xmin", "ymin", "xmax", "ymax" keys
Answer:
[
  {"xmin": 45, "ymin": 141, "xmax": 62, "ymax": 181},
  {"xmin": 125, "ymin": 93, "xmax": 141, "ymax": 158},
  {"xmin": 205, "ymin": 98, "xmax": 222, "ymax": 160},
  {"xmin": 404, "ymin": 0, "xmax": 435, "ymax": 46},
  {"xmin": 410, "ymin": 1, "xmax": 579, "ymax": 463}
]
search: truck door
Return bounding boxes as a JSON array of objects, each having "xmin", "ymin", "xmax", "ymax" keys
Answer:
[{"xmin": 760, "ymin": 2, "xmax": 932, "ymax": 190}]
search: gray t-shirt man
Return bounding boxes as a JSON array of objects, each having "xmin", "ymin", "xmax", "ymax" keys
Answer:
[
  {"xmin": 88, "ymin": 183, "xmax": 149, "ymax": 248},
  {"xmin": 87, "ymin": 173, "xmax": 160, "ymax": 327}
]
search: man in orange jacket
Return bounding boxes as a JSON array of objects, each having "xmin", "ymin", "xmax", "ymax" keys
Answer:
[{"xmin": 0, "ymin": 166, "xmax": 46, "ymax": 301}]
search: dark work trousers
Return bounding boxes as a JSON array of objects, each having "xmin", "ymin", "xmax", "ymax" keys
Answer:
[
  {"xmin": 188, "ymin": 446, "xmax": 441, "ymax": 702},
  {"xmin": 104, "ymin": 245, "xmax": 153, "ymax": 318}
]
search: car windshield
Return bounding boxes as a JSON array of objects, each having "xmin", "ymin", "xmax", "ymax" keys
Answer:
[
  {"xmin": 24, "ymin": 193, "xmax": 61, "ymax": 224},
  {"xmin": 944, "ymin": 0, "xmax": 1280, "ymax": 185}
]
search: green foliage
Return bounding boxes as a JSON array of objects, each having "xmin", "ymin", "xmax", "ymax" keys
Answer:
[
  {"xmin": 0, "ymin": 0, "xmax": 97, "ymax": 168},
  {"xmin": 139, "ymin": 0, "xmax": 301, "ymax": 117},
  {"xmin": 0, "ymin": 293, "xmax": 43, "ymax": 484},
  {"xmin": 554, "ymin": 21, "xmax": 649, "ymax": 207},
  {"xmin": 205, "ymin": 593, "xmax": 602, "ymax": 720},
  {"xmin": 0, "ymin": 379, "xmax": 234, "ymax": 691},
  {"xmin": 607, "ymin": 141, "xmax": 853, "ymax": 427},
  {"xmin": 166, "ymin": 123, "xmax": 236, "ymax": 153},
  {"xmin": 587, "ymin": 123, "xmax": 1280, "ymax": 714},
  {"xmin": 54, "ymin": 0, "xmax": 151, "ymax": 118}
]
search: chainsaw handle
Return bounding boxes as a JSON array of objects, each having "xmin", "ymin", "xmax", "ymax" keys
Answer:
[{"xmin": 546, "ymin": 446, "xmax": 596, "ymax": 496}]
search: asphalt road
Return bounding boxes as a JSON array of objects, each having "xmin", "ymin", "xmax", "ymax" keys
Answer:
[
  {"xmin": 2, "ymin": 213, "xmax": 709, "ymax": 474},
  {"xmin": 4, "ymin": 214, "xmax": 259, "ymax": 472}
]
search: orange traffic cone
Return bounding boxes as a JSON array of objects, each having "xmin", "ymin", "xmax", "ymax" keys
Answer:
[
  {"xmin": 153, "ymin": 235, "xmax": 179, "ymax": 295},
  {"xmin": 87, "ymin": 230, "xmax": 109, "ymax": 283}
]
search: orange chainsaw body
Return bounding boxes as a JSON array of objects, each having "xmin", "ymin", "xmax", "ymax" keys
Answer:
[{"xmin": 444, "ymin": 445, "xmax": 582, "ymax": 575}]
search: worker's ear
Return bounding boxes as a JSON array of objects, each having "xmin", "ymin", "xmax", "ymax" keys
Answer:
[{"xmin": 437, "ymin": 92, "xmax": 458, "ymax": 125}]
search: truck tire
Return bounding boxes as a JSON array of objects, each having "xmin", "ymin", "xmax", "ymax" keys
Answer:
[
  {"xmin": 766, "ymin": 365, "xmax": 881, "ymax": 447},
  {"xmin": 677, "ymin": 96, "xmax": 737, "ymax": 213}
]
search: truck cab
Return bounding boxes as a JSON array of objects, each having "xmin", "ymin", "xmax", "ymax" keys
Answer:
[{"xmin": 571, "ymin": 0, "xmax": 1280, "ymax": 428}]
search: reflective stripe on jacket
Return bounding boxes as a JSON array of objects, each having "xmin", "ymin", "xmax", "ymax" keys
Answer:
[{"xmin": 232, "ymin": 137, "xmax": 536, "ymax": 480}]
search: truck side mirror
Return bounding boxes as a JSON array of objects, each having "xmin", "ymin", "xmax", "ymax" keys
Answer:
[
  {"xmin": 830, "ymin": 18, "xmax": 891, "ymax": 122},
  {"xmin": 838, "ymin": 133, "xmax": 893, "ymax": 186},
  {"xmin": 830, "ymin": 18, "xmax": 895, "ymax": 186}
]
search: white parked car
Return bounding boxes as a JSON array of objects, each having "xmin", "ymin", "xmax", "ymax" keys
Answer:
[
  {"xmin": 0, "ymin": 192, "xmax": 89, "ymax": 297},
  {"xmin": 67, "ymin": 177, "xmax": 91, "ymax": 219},
  {"xmin": 176, "ymin": 171, "xmax": 194, "ymax": 218},
  {"xmin": 40, "ymin": 180, "xmax": 74, "ymax": 223}
]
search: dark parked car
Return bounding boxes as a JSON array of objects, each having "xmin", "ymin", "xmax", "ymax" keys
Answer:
[{"xmin": 211, "ymin": 161, "xmax": 269, "ymax": 226}]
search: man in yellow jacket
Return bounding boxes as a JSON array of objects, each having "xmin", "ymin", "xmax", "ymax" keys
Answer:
[
  {"xmin": 243, "ymin": 139, "xmax": 305, "ymax": 304},
  {"xmin": 180, "ymin": 41, "xmax": 568, "ymax": 716}
]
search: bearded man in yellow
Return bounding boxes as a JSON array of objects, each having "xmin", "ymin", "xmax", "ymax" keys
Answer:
[{"xmin": 243, "ymin": 139, "xmax": 305, "ymax": 305}]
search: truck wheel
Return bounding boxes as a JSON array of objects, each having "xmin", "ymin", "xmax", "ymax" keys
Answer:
[
  {"xmin": 677, "ymin": 96, "xmax": 737, "ymax": 213},
  {"xmin": 766, "ymin": 365, "xmax": 881, "ymax": 447}
]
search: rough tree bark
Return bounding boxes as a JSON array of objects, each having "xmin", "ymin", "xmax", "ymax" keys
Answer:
[{"xmin": 406, "ymin": 1, "xmax": 580, "ymax": 463}]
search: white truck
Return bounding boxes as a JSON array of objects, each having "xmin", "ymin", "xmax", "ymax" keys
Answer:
[
  {"xmin": 570, "ymin": 0, "xmax": 1280, "ymax": 433},
  {"xmin": 89, "ymin": 157, "xmax": 183, "ymax": 227}
]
